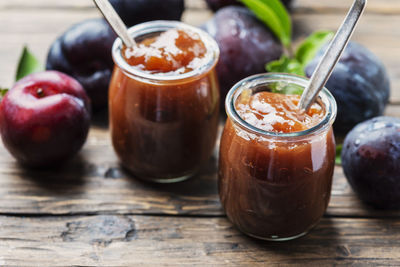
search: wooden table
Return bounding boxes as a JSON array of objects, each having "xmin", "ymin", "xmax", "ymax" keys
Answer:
[{"xmin": 0, "ymin": 0, "xmax": 399, "ymax": 265}]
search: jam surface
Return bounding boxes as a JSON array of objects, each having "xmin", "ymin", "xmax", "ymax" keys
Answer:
[
  {"xmin": 123, "ymin": 29, "xmax": 207, "ymax": 74},
  {"xmin": 236, "ymin": 91, "xmax": 325, "ymax": 133}
]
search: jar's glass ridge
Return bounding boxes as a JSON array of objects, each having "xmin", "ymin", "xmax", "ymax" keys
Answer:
[{"xmin": 225, "ymin": 73, "xmax": 337, "ymax": 138}]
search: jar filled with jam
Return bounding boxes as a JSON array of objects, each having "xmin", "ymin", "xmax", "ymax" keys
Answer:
[
  {"xmin": 219, "ymin": 73, "xmax": 337, "ymax": 241},
  {"xmin": 110, "ymin": 21, "xmax": 220, "ymax": 183}
]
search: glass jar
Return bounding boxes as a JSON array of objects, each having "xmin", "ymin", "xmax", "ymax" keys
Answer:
[
  {"xmin": 109, "ymin": 21, "xmax": 220, "ymax": 183},
  {"xmin": 219, "ymin": 73, "xmax": 337, "ymax": 241}
]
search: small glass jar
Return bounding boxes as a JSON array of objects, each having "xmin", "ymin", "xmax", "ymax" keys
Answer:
[
  {"xmin": 219, "ymin": 73, "xmax": 337, "ymax": 241},
  {"xmin": 109, "ymin": 21, "xmax": 220, "ymax": 183}
]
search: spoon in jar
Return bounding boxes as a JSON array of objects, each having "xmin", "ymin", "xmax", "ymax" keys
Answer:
[
  {"xmin": 93, "ymin": 0, "xmax": 136, "ymax": 48},
  {"xmin": 297, "ymin": 0, "xmax": 367, "ymax": 112}
]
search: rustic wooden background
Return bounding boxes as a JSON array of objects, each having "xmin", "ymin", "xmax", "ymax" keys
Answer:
[{"xmin": 0, "ymin": 0, "xmax": 399, "ymax": 266}]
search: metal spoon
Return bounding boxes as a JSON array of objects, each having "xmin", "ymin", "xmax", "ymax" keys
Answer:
[
  {"xmin": 93, "ymin": 0, "xmax": 136, "ymax": 48},
  {"xmin": 298, "ymin": 0, "xmax": 367, "ymax": 112}
]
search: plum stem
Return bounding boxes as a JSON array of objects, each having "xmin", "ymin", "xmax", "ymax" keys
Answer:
[
  {"xmin": 36, "ymin": 88, "xmax": 45, "ymax": 98},
  {"xmin": 285, "ymin": 44, "xmax": 294, "ymax": 58}
]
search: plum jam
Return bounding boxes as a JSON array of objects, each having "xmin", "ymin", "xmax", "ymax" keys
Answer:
[
  {"xmin": 235, "ymin": 90, "xmax": 325, "ymax": 133},
  {"xmin": 122, "ymin": 29, "xmax": 208, "ymax": 74},
  {"xmin": 219, "ymin": 74, "xmax": 337, "ymax": 241},
  {"xmin": 110, "ymin": 21, "xmax": 220, "ymax": 183}
]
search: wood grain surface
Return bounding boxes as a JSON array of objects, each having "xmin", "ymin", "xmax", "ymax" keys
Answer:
[
  {"xmin": 1, "ymin": 215, "xmax": 400, "ymax": 266},
  {"xmin": 0, "ymin": 0, "xmax": 399, "ymax": 266},
  {"xmin": 0, "ymin": 125, "xmax": 399, "ymax": 219}
]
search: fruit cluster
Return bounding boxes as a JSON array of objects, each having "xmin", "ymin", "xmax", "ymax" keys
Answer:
[
  {"xmin": 47, "ymin": 0, "xmax": 185, "ymax": 110},
  {"xmin": 0, "ymin": 0, "xmax": 185, "ymax": 167},
  {"xmin": 202, "ymin": 2, "xmax": 390, "ymax": 137},
  {"xmin": 204, "ymin": 0, "xmax": 397, "ymax": 209},
  {"xmin": 0, "ymin": 0, "xmax": 398, "ymax": 209}
]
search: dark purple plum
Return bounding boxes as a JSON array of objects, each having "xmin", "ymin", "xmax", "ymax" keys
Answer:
[
  {"xmin": 306, "ymin": 42, "xmax": 390, "ymax": 135},
  {"xmin": 109, "ymin": 0, "xmax": 184, "ymax": 27},
  {"xmin": 282, "ymin": 0, "xmax": 293, "ymax": 8},
  {"xmin": 46, "ymin": 18, "xmax": 117, "ymax": 110},
  {"xmin": 205, "ymin": 0, "xmax": 293, "ymax": 12},
  {"xmin": 205, "ymin": 0, "xmax": 241, "ymax": 11},
  {"xmin": 203, "ymin": 6, "xmax": 283, "ymax": 103},
  {"xmin": 341, "ymin": 116, "xmax": 400, "ymax": 209}
]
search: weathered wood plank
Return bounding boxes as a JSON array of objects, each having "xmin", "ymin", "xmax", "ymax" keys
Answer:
[
  {"xmin": 0, "ymin": 104, "xmax": 398, "ymax": 218},
  {"xmin": 0, "ymin": 214, "xmax": 399, "ymax": 266},
  {"xmin": 0, "ymin": 122, "xmax": 222, "ymax": 216},
  {"xmin": 385, "ymin": 103, "xmax": 400, "ymax": 117}
]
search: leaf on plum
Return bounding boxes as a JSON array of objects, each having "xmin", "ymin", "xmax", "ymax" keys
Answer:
[
  {"xmin": 268, "ymin": 81, "xmax": 304, "ymax": 95},
  {"xmin": 240, "ymin": 0, "xmax": 291, "ymax": 47},
  {"xmin": 266, "ymin": 30, "xmax": 334, "ymax": 78},
  {"xmin": 16, "ymin": 46, "xmax": 44, "ymax": 81},
  {"xmin": 266, "ymin": 55, "xmax": 304, "ymax": 76},
  {"xmin": 336, "ymin": 143, "xmax": 342, "ymax": 165},
  {"xmin": 296, "ymin": 30, "xmax": 334, "ymax": 67},
  {"xmin": 0, "ymin": 88, "xmax": 9, "ymax": 102},
  {"xmin": 0, "ymin": 88, "xmax": 8, "ymax": 96}
]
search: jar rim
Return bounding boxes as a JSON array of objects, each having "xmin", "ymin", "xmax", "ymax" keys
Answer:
[
  {"xmin": 225, "ymin": 73, "xmax": 337, "ymax": 138},
  {"xmin": 111, "ymin": 20, "xmax": 220, "ymax": 82}
]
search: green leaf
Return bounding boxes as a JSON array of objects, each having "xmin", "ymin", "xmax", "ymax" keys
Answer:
[
  {"xmin": 0, "ymin": 88, "xmax": 8, "ymax": 97},
  {"xmin": 296, "ymin": 30, "xmax": 334, "ymax": 67},
  {"xmin": 266, "ymin": 73, "xmax": 304, "ymax": 95},
  {"xmin": 335, "ymin": 144, "xmax": 343, "ymax": 165},
  {"xmin": 241, "ymin": 0, "xmax": 291, "ymax": 47},
  {"xmin": 259, "ymin": 0, "xmax": 291, "ymax": 42},
  {"xmin": 266, "ymin": 55, "xmax": 305, "ymax": 76},
  {"xmin": 0, "ymin": 87, "xmax": 9, "ymax": 102},
  {"xmin": 269, "ymin": 82, "xmax": 304, "ymax": 95},
  {"xmin": 16, "ymin": 46, "xmax": 44, "ymax": 81}
]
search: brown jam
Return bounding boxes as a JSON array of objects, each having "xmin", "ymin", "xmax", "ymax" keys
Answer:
[
  {"xmin": 122, "ymin": 29, "xmax": 207, "ymax": 74},
  {"xmin": 219, "ymin": 90, "xmax": 335, "ymax": 240},
  {"xmin": 236, "ymin": 90, "xmax": 325, "ymax": 133},
  {"xmin": 110, "ymin": 26, "xmax": 219, "ymax": 182}
]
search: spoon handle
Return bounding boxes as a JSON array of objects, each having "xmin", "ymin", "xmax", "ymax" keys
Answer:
[
  {"xmin": 298, "ymin": 0, "xmax": 367, "ymax": 112},
  {"xmin": 93, "ymin": 0, "xmax": 136, "ymax": 48}
]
